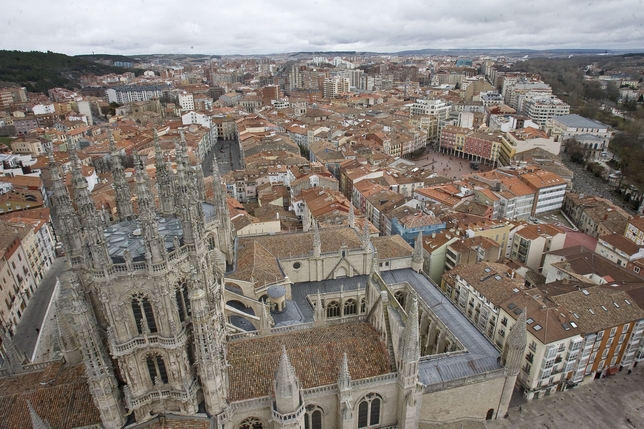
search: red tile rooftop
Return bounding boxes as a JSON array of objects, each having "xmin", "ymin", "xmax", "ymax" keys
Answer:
[{"xmin": 227, "ymin": 322, "xmax": 391, "ymax": 401}]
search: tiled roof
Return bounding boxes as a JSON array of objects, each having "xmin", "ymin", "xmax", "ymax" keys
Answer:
[
  {"xmin": 227, "ymin": 322, "xmax": 391, "ymax": 401},
  {"xmin": 550, "ymin": 286, "xmax": 644, "ymax": 333},
  {"xmin": 229, "ymin": 227, "xmax": 363, "ymax": 288},
  {"xmin": 371, "ymin": 235, "xmax": 413, "ymax": 259},
  {"xmin": 598, "ymin": 233, "xmax": 641, "ymax": 256},
  {"xmin": 501, "ymin": 290, "xmax": 581, "ymax": 344},
  {"xmin": 443, "ymin": 262, "xmax": 526, "ymax": 305},
  {"xmin": 0, "ymin": 362, "xmax": 101, "ymax": 429}
]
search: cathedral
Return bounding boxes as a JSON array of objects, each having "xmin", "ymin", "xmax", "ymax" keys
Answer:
[{"xmin": 15, "ymin": 130, "xmax": 526, "ymax": 429}]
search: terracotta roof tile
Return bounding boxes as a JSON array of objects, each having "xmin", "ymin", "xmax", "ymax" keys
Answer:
[
  {"xmin": 227, "ymin": 323, "xmax": 391, "ymax": 401},
  {"xmin": 0, "ymin": 363, "xmax": 101, "ymax": 429}
]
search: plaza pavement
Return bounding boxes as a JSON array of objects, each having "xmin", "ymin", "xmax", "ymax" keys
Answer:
[{"xmin": 484, "ymin": 367, "xmax": 644, "ymax": 429}]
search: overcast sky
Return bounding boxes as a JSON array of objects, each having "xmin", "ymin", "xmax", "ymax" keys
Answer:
[{"xmin": 3, "ymin": 0, "xmax": 643, "ymax": 56}]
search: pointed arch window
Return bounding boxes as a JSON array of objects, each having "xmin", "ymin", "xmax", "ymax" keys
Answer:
[
  {"xmin": 326, "ymin": 301, "xmax": 340, "ymax": 318},
  {"xmin": 131, "ymin": 293, "xmax": 158, "ymax": 333},
  {"xmin": 357, "ymin": 393, "xmax": 381, "ymax": 428},
  {"xmin": 175, "ymin": 279, "xmax": 191, "ymax": 322},
  {"xmin": 146, "ymin": 353, "xmax": 168, "ymax": 384},
  {"xmin": 344, "ymin": 299, "xmax": 357, "ymax": 315},
  {"xmin": 305, "ymin": 405, "xmax": 323, "ymax": 429}
]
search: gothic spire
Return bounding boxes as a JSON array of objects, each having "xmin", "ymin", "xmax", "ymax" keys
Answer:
[
  {"xmin": 400, "ymin": 298, "xmax": 420, "ymax": 365},
  {"xmin": 260, "ymin": 302, "xmax": 273, "ymax": 335},
  {"xmin": 195, "ymin": 164, "xmax": 206, "ymax": 201},
  {"xmin": 371, "ymin": 248, "xmax": 380, "ymax": 275},
  {"xmin": 313, "ymin": 290, "xmax": 325, "ymax": 326},
  {"xmin": 348, "ymin": 203, "xmax": 355, "ymax": 229},
  {"xmin": 135, "ymin": 161, "xmax": 166, "ymax": 264},
  {"xmin": 108, "ymin": 130, "xmax": 134, "ymax": 221},
  {"xmin": 48, "ymin": 148, "xmax": 83, "ymax": 259},
  {"xmin": 274, "ymin": 345, "xmax": 301, "ymax": 413},
  {"xmin": 189, "ymin": 280, "xmax": 227, "ymax": 415},
  {"xmin": 502, "ymin": 308, "xmax": 527, "ymax": 376},
  {"xmin": 312, "ymin": 220, "xmax": 321, "ymax": 258},
  {"xmin": 362, "ymin": 219, "xmax": 371, "ymax": 249},
  {"xmin": 211, "ymin": 149, "xmax": 234, "ymax": 263},
  {"xmin": 64, "ymin": 272, "xmax": 125, "ymax": 428},
  {"xmin": 153, "ymin": 129, "xmax": 176, "ymax": 217},
  {"xmin": 412, "ymin": 232, "xmax": 424, "ymax": 273},
  {"xmin": 27, "ymin": 401, "xmax": 52, "ymax": 429},
  {"xmin": 69, "ymin": 137, "xmax": 110, "ymax": 268},
  {"xmin": 337, "ymin": 353, "xmax": 351, "ymax": 391}
]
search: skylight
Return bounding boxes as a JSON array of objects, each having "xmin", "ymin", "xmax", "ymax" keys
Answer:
[
  {"xmin": 526, "ymin": 318, "xmax": 534, "ymax": 324},
  {"xmin": 533, "ymin": 325, "xmax": 542, "ymax": 331},
  {"xmin": 588, "ymin": 308, "xmax": 595, "ymax": 315},
  {"xmin": 570, "ymin": 322, "xmax": 578, "ymax": 328}
]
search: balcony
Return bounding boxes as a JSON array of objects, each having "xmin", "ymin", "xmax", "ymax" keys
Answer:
[
  {"xmin": 125, "ymin": 379, "xmax": 198, "ymax": 411},
  {"xmin": 110, "ymin": 326, "xmax": 189, "ymax": 357}
]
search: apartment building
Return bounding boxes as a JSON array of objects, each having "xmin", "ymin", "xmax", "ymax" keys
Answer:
[
  {"xmin": 516, "ymin": 170, "xmax": 566, "ymax": 215},
  {"xmin": 498, "ymin": 127, "xmax": 560, "ymax": 166},
  {"xmin": 546, "ymin": 285, "xmax": 644, "ymax": 381},
  {"xmin": 439, "ymin": 125, "xmax": 503, "ymax": 165},
  {"xmin": 522, "ymin": 96, "xmax": 571, "ymax": 128},
  {"xmin": 177, "ymin": 91, "xmax": 195, "ymax": 111},
  {"xmin": 105, "ymin": 85, "xmax": 164, "ymax": 104},
  {"xmin": 625, "ymin": 215, "xmax": 644, "ymax": 246},
  {"xmin": 562, "ymin": 193, "xmax": 630, "ymax": 237},
  {"xmin": 440, "ymin": 262, "xmax": 526, "ymax": 344},
  {"xmin": 497, "ymin": 292, "xmax": 584, "ymax": 400},
  {"xmin": 322, "ymin": 77, "xmax": 350, "ymax": 98},
  {"xmin": 510, "ymin": 223, "xmax": 567, "ymax": 272},
  {"xmin": 444, "ymin": 236, "xmax": 501, "ymax": 271},
  {"xmin": 421, "ymin": 230, "xmax": 460, "ymax": 283},
  {"xmin": 595, "ymin": 233, "xmax": 644, "ymax": 268},
  {"xmin": 0, "ymin": 221, "xmax": 40, "ymax": 333}
]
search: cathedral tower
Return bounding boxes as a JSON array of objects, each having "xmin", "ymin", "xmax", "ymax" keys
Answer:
[{"xmin": 52, "ymin": 133, "xmax": 234, "ymax": 426}]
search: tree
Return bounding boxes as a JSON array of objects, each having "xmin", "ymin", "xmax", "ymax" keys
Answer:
[{"xmin": 606, "ymin": 82, "xmax": 620, "ymax": 103}]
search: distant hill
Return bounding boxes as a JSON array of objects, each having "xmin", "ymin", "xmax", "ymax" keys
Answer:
[{"xmin": 0, "ymin": 50, "xmax": 137, "ymax": 93}]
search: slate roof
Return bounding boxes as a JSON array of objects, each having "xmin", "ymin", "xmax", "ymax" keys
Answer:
[
  {"xmin": 381, "ymin": 269, "xmax": 502, "ymax": 386},
  {"xmin": 227, "ymin": 322, "xmax": 391, "ymax": 401}
]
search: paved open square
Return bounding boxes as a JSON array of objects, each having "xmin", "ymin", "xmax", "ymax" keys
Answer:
[
  {"xmin": 484, "ymin": 367, "xmax": 644, "ymax": 429},
  {"xmin": 414, "ymin": 149, "xmax": 494, "ymax": 180}
]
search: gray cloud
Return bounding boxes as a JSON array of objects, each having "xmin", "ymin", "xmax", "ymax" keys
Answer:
[{"xmin": 3, "ymin": 0, "xmax": 643, "ymax": 55}]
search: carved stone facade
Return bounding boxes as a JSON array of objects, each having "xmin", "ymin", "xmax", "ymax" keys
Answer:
[{"xmin": 48, "ymin": 134, "xmax": 524, "ymax": 429}]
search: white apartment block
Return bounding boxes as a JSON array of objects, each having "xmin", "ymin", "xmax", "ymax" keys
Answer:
[
  {"xmin": 178, "ymin": 92, "xmax": 195, "ymax": 111},
  {"xmin": 106, "ymin": 86, "xmax": 164, "ymax": 104},
  {"xmin": 522, "ymin": 96, "xmax": 571, "ymax": 128},
  {"xmin": 410, "ymin": 99, "xmax": 451, "ymax": 120},
  {"xmin": 323, "ymin": 77, "xmax": 350, "ymax": 98}
]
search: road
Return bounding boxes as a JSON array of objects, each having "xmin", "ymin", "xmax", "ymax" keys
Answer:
[
  {"xmin": 202, "ymin": 139, "xmax": 242, "ymax": 177},
  {"xmin": 561, "ymin": 153, "xmax": 634, "ymax": 214},
  {"xmin": 12, "ymin": 257, "xmax": 67, "ymax": 362}
]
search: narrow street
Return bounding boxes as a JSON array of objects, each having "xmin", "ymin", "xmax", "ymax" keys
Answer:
[{"xmin": 12, "ymin": 258, "xmax": 67, "ymax": 362}]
